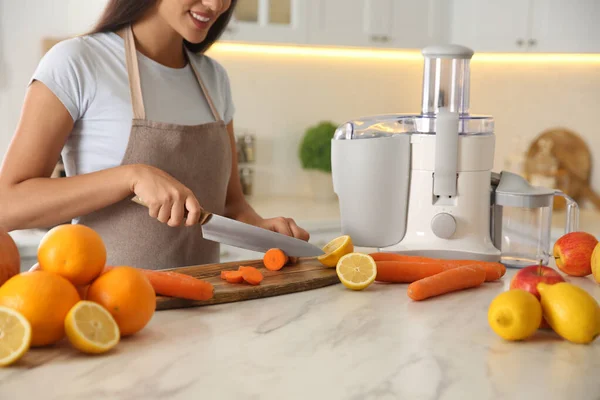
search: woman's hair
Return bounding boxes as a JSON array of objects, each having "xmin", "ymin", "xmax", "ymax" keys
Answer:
[{"xmin": 90, "ymin": 0, "xmax": 237, "ymax": 53}]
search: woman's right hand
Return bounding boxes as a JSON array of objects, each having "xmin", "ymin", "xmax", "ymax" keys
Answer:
[{"xmin": 128, "ymin": 164, "xmax": 202, "ymax": 227}]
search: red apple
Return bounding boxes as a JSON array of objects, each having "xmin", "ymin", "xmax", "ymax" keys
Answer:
[
  {"xmin": 510, "ymin": 264, "xmax": 565, "ymax": 299},
  {"xmin": 553, "ymin": 232, "xmax": 598, "ymax": 277},
  {"xmin": 510, "ymin": 264, "xmax": 566, "ymax": 329}
]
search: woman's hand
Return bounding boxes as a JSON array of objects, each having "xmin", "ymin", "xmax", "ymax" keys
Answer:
[
  {"xmin": 129, "ymin": 164, "xmax": 202, "ymax": 227},
  {"xmin": 256, "ymin": 216, "xmax": 310, "ymax": 241}
]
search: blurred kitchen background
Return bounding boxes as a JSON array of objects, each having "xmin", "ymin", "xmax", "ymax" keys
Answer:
[{"xmin": 2, "ymin": 0, "xmax": 600, "ymax": 268}]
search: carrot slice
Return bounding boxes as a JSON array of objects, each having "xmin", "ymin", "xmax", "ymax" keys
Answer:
[
  {"xmin": 239, "ymin": 266, "xmax": 264, "ymax": 285},
  {"xmin": 224, "ymin": 271, "xmax": 244, "ymax": 284},
  {"xmin": 104, "ymin": 266, "xmax": 214, "ymax": 301},
  {"xmin": 407, "ymin": 265, "xmax": 486, "ymax": 301},
  {"xmin": 263, "ymin": 248, "xmax": 289, "ymax": 271},
  {"xmin": 370, "ymin": 253, "xmax": 505, "ymax": 282}
]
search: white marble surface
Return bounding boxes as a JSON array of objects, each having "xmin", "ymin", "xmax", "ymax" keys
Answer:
[{"xmin": 2, "ymin": 266, "xmax": 600, "ymax": 400}]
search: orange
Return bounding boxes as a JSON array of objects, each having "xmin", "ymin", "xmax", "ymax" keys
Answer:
[
  {"xmin": 0, "ymin": 271, "xmax": 80, "ymax": 346},
  {"xmin": 0, "ymin": 229, "xmax": 20, "ymax": 287},
  {"xmin": 38, "ymin": 224, "xmax": 107, "ymax": 286},
  {"xmin": 87, "ymin": 266, "xmax": 156, "ymax": 336}
]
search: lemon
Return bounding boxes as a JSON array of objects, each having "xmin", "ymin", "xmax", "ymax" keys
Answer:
[
  {"xmin": 0, "ymin": 306, "xmax": 31, "ymax": 367},
  {"xmin": 336, "ymin": 253, "xmax": 377, "ymax": 291},
  {"xmin": 64, "ymin": 301, "xmax": 120, "ymax": 354},
  {"xmin": 317, "ymin": 235, "xmax": 354, "ymax": 267},
  {"xmin": 537, "ymin": 282, "xmax": 600, "ymax": 344},
  {"xmin": 488, "ymin": 289, "xmax": 542, "ymax": 341}
]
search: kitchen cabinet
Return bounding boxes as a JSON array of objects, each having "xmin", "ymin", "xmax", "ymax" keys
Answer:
[
  {"xmin": 529, "ymin": 0, "xmax": 600, "ymax": 53},
  {"xmin": 450, "ymin": 0, "xmax": 600, "ymax": 53},
  {"xmin": 221, "ymin": 0, "xmax": 309, "ymax": 44},
  {"xmin": 221, "ymin": 0, "xmax": 448, "ymax": 49},
  {"xmin": 306, "ymin": 0, "xmax": 448, "ymax": 49},
  {"xmin": 221, "ymin": 0, "xmax": 600, "ymax": 53},
  {"xmin": 450, "ymin": 0, "xmax": 531, "ymax": 52}
]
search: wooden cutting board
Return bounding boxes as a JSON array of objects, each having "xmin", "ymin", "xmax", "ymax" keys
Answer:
[{"xmin": 155, "ymin": 259, "xmax": 340, "ymax": 310}]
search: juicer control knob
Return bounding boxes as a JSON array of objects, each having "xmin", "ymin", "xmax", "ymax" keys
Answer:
[{"xmin": 431, "ymin": 213, "xmax": 456, "ymax": 239}]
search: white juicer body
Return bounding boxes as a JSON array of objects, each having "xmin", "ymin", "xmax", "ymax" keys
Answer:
[
  {"xmin": 381, "ymin": 134, "xmax": 501, "ymax": 261},
  {"xmin": 332, "ymin": 44, "xmax": 502, "ymax": 262}
]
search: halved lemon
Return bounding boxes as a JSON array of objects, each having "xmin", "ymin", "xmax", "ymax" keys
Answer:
[
  {"xmin": 317, "ymin": 235, "xmax": 354, "ymax": 267},
  {"xmin": 64, "ymin": 301, "xmax": 120, "ymax": 354},
  {"xmin": 336, "ymin": 253, "xmax": 377, "ymax": 291},
  {"xmin": 0, "ymin": 306, "xmax": 32, "ymax": 367}
]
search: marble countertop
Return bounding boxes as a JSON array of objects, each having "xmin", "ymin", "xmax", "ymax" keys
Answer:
[{"xmin": 2, "ymin": 265, "xmax": 600, "ymax": 400}]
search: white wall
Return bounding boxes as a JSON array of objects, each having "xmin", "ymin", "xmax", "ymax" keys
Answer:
[
  {"xmin": 0, "ymin": 0, "xmax": 109, "ymax": 155},
  {"xmin": 2, "ymin": 1, "xmax": 600, "ymax": 202}
]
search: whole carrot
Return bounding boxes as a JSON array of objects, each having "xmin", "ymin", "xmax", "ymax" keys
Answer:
[
  {"xmin": 375, "ymin": 261, "xmax": 444, "ymax": 283},
  {"xmin": 104, "ymin": 266, "xmax": 214, "ymax": 301},
  {"xmin": 371, "ymin": 253, "xmax": 432, "ymax": 263},
  {"xmin": 407, "ymin": 265, "xmax": 486, "ymax": 301},
  {"xmin": 370, "ymin": 253, "xmax": 505, "ymax": 282}
]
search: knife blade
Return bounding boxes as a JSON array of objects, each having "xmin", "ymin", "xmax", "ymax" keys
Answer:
[{"xmin": 131, "ymin": 196, "xmax": 325, "ymax": 257}]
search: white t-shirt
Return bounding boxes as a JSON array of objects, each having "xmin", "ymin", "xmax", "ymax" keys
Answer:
[{"xmin": 30, "ymin": 31, "xmax": 235, "ymax": 177}]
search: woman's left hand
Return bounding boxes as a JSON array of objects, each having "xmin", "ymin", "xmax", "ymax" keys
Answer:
[{"xmin": 257, "ymin": 217, "xmax": 310, "ymax": 241}]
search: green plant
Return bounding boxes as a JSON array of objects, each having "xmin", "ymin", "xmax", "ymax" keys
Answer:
[{"xmin": 299, "ymin": 121, "xmax": 337, "ymax": 173}]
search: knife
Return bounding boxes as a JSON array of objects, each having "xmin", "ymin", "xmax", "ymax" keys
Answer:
[{"xmin": 130, "ymin": 196, "xmax": 325, "ymax": 257}]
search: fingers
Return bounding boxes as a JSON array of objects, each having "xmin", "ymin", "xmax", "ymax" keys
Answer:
[
  {"xmin": 185, "ymin": 196, "xmax": 203, "ymax": 226},
  {"xmin": 157, "ymin": 198, "xmax": 174, "ymax": 224},
  {"xmin": 133, "ymin": 167, "xmax": 202, "ymax": 228},
  {"xmin": 269, "ymin": 217, "xmax": 293, "ymax": 237},
  {"xmin": 287, "ymin": 219, "xmax": 310, "ymax": 241},
  {"xmin": 266, "ymin": 217, "xmax": 310, "ymax": 241},
  {"xmin": 148, "ymin": 201, "xmax": 161, "ymax": 219},
  {"xmin": 168, "ymin": 196, "xmax": 186, "ymax": 227},
  {"xmin": 145, "ymin": 190, "xmax": 200, "ymax": 227}
]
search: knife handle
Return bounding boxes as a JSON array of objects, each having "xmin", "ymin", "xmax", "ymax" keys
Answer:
[{"xmin": 130, "ymin": 195, "xmax": 212, "ymax": 225}]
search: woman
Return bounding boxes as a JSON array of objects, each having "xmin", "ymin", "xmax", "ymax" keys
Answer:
[{"xmin": 0, "ymin": 0, "xmax": 309, "ymax": 269}]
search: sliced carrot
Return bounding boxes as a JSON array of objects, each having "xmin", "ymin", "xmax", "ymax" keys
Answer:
[
  {"xmin": 103, "ymin": 266, "xmax": 214, "ymax": 301},
  {"xmin": 239, "ymin": 266, "xmax": 264, "ymax": 285},
  {"xmin": 263, "ymin": 248, "xmax": 289, "ymax": 271},
  {"xmin": 375, "ymin": 261, "xmax": 444, "ymax": 283},
  {"xmin": 224, "ymin": 271, "xmax": 244, "ymax": 284},
  {"xmin": 370, "ymin": 253, "xmax": 505, "ymax": 282},
  {"xmin": 407, "ymin": 265, "xmax": 486, "ymax": 301},
  {"xmin": 220, "ymin": 270, "xmax": 234, "ymax": 280}
]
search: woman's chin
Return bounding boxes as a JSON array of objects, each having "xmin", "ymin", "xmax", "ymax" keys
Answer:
[
  {"xmin": 181, "ymin": 24, "xmax": 210, "ymax": 44},
  {"xmin": 184, "ymin": 32, "xmax": 208, "ymax": 45}
]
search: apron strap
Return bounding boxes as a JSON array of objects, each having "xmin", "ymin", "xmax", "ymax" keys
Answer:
[
  {"xmin": 186, "ymin": 52, "xmax": 222, "ymax": 122},
  {"xmin": 122, "ymin": 25, "xmax": 221, "ymax": 123},
  {"xmin": 123, "ymin": 26, "xmax": 146, "ymax": 120}
]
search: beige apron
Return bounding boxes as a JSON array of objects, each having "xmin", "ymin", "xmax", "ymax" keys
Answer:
[{"xmin": 78, "ymin": 26, "xmax": 232, "ymax": 270}]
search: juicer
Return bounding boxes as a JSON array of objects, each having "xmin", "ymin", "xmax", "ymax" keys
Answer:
[{"xmin": 331, "ymin": 44, "xmax": 579, "ymax": 265}]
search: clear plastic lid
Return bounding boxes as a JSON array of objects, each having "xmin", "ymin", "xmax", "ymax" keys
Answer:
[
  {"xmin": 334, "ymin": 114, "xmax": 494, "ymax": 140},
  {"xmin": 333, "ymin": 44, "xmax": 494, "ymax": 140}
]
